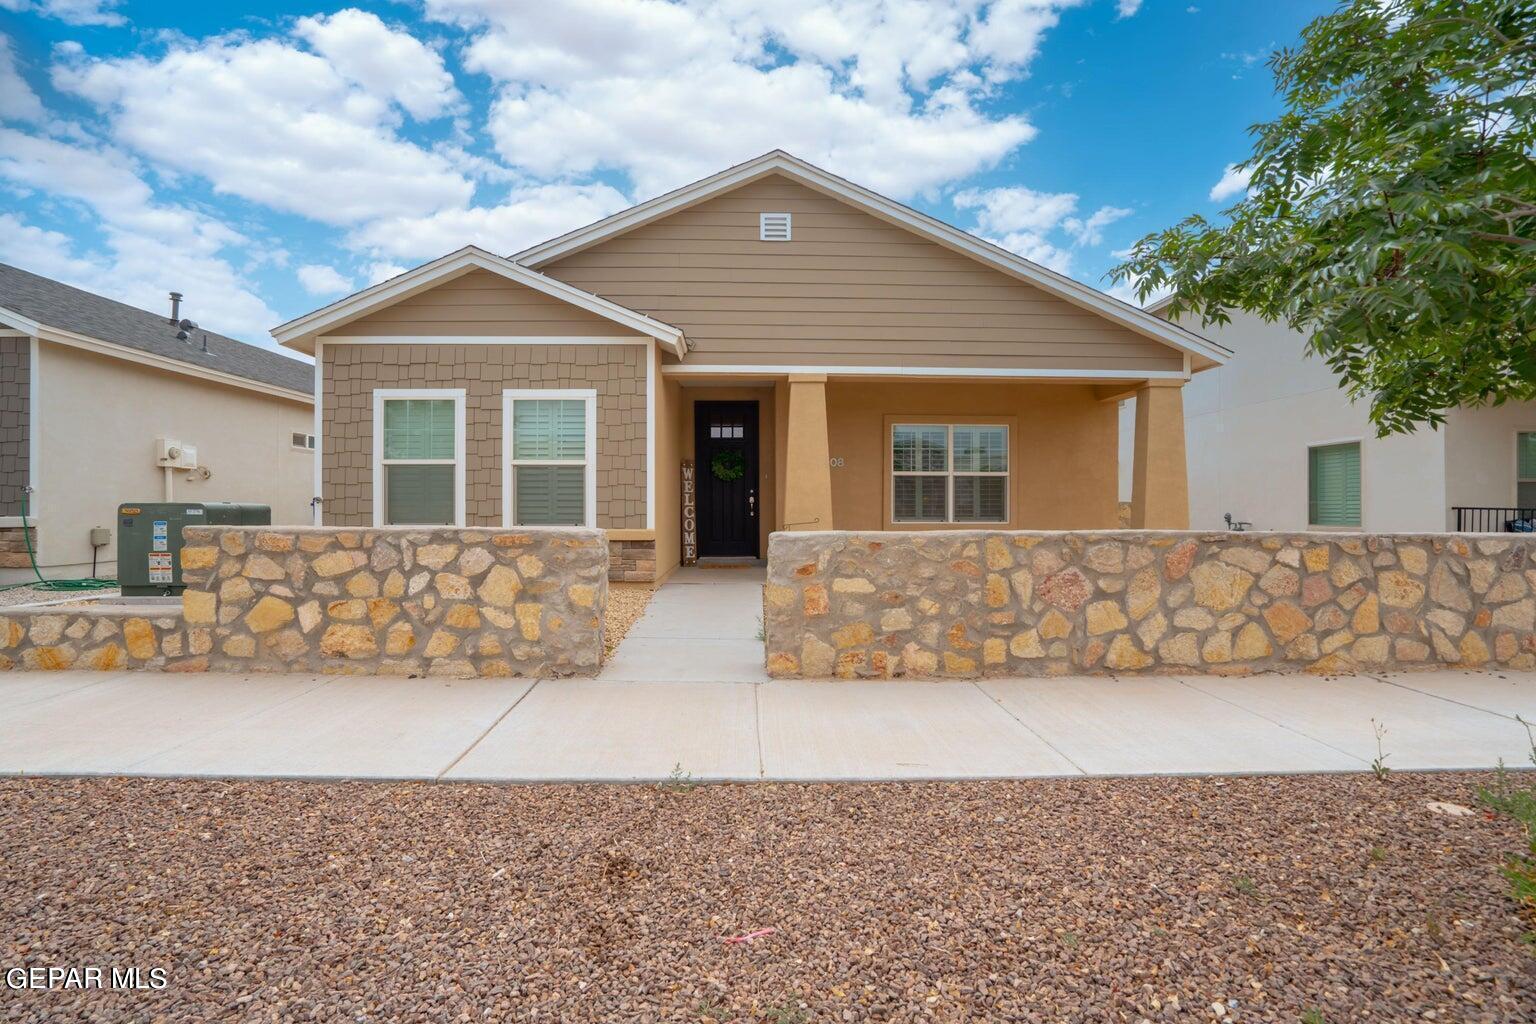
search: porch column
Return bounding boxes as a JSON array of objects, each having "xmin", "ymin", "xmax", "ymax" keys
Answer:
[
  {"xmin": 783, "ymin": 373, "xmax": 834, "ymax": 531},
  {"xmin": 1130, "ymin": 380, "xmax": 1189, "ymax": 529}
]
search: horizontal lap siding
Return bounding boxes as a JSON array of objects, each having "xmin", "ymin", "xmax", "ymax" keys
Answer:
[
  {"xmin": 541, "ymin": 176, "xmax": 1183, "ymax": 373},
  {"xmin": 322, "ymin": 343, "xmax": 646, "ymax": 529},
  {"xmin": 340, "ymin": 269, "xmax": 631, "ymax": 336}
]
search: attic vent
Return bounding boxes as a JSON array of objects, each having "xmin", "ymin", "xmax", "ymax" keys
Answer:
[{"xmin": 759, "ymin": 212, "xmax": 792, "ymax": 241}]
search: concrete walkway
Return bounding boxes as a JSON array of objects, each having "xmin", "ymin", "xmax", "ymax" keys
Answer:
[
  {"xmin": 599, "ymin": 564, "xmax": 768, "ymax": 682},
  {"xmin": 1, "ymin": 667, "xmax": 1532, "ymax": 782}
]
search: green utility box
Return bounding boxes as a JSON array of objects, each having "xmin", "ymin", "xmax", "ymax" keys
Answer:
[{"xmin": 117, "ymin": 502, "xmax": 271, "ymax": 596}]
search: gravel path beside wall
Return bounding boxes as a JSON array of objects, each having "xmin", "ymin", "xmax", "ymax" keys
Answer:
[{"xmin": 2, "ymin": 773, "xmax": 1532, "ymax": 1022}]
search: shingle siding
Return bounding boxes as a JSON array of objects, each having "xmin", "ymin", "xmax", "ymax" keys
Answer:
[
  {"xmin": 322, "ymin": 343, "xmax": 646, "ymax": 528},
  {"xmin": 0, "ymin": 337, "xmax": 29, "ymax": 516}
]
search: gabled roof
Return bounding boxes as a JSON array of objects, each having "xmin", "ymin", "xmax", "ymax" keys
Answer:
[
  {"xmin": 271, "ymin": 246, "xmax": 687, "ymax": 357},
  {"xmin": 516, "ymin": 150, "xmax": 1231, "ymax": 368},
  {"xmin": 0, "ymin": 262, "xmax": 313, "ymax": 400}
]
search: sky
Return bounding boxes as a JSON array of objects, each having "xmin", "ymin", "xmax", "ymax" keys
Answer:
[{"xmin": 0, "ymin": 0, "xmax": 1334, "ymax": 356}]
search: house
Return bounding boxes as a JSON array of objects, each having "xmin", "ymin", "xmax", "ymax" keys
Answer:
[
  {"xmin": 1117, "ymin": 303, "xmax": 1536, "ymax": 533},
  {"xmin": 274, "ymin": 151, "xmax": 1230, "ymax": 582},
  {"xmin": 0, "ymin": 264, "xmax": 315, "ymax": 583}
]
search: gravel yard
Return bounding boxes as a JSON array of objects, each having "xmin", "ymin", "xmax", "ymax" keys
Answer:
[
  {"xmin": 2, "ymin": 773, "xmax": 1533, "ymax": 1023},
  {"xmin": 0, "ymin": 584, "xmax": 119, "ymax": 609},
  {"xmin": 604, "ymin": 581, "xmax": 655, "ymax": 657}
]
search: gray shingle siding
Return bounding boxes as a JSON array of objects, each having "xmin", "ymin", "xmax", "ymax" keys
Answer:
[{"xmin": 0, "ymin": 336, "xmax": 27, "ymax": 516}]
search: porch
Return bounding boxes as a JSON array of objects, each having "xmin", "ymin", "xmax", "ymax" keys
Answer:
[{"xmin": 656, "ymin": 372, "xmax": 1192, "ymax": 572}]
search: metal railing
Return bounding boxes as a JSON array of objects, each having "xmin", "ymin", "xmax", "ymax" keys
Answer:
[{"xmin": 1451, "ymin": 506, "xmax": 1536, "ymax": 532}]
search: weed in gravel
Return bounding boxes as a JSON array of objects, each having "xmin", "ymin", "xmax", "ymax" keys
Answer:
[
  {"xmin": 1300, "ymin": 1010, "xmax": 1327, "ymax": 1024},
  {"xmin": 760, "ymin": 1004, "xmax": 808, "ymax": 1024},
  {"xmin": 1057, "ymin": 929, "xmax": 1079, "ymax": 948},
  {"xmin": 1370, "ymin": 718, "xmax": 1391, "ymax": 781},
  {"xmin": 1368, "ymin": 845, "xmax": 1387, "ymax": 864},
  {"xmin": 1477, "ymin": 716, "xmax": 1536, "ymax": 943},
  {"xmin": 1424, "ymin": 913, "xmax": 1445, "ymax": 943},
  {"xmin": 1232, "ymin": 875, "xmax": 1260, "ymax": 898},
  {"xmin": 695, "ymin": 996, "xmax": 736, "ymax": 1022},
  {"xmin": 755, "ymin": 616, "xmax": 765, "ymax": 642},
  {"xmin": 660, "ymin": 762, "xmax": 698, "ymax": 792}
]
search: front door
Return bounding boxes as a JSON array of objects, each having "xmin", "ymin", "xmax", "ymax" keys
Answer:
[{"xmin": 695, "ymin": 401, "xmax": 759, "ymax": 557}]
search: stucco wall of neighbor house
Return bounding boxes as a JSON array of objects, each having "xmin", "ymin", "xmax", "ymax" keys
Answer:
[
  {"xmin": 338, "ymin": 268, "xmax": 636, "ymax": 336},
  {"xmin": 30, "ymin": 341, "xmax": 313, "ymax": 579},
  {"xmin": 542, "ymin": 174, "xmax": 1185, "ymax": 374},
  {"xmin": 822, "ymin": 380, "xmax": 1119, "ymax": 531},
  {"xmin": 0, "ymin": 337, "xmax": 28, "ymax": 517},
  {"xmin": 765, "ymin": 529, "xmax": 1536, "ymax": 678},
  {"xmin": 1443, "ymin": 402, "xmax": 1536, "ymax": 520},
  {"xmin": 1152, "ymin": 310, "xmax": 1447, "ymax": 532},
  {"xmin": 321, "ymin": 342, "xmax": 647, "ymax": 530}
]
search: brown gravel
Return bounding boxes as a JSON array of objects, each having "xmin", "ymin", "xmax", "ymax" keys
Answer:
[
  {"xmin": 604, "ymin": 582, "xmax": 655, "ymax": 657},
  {"xmin": 2, "ymin": 773, "xmax": 1534, "ymax": 1023}
]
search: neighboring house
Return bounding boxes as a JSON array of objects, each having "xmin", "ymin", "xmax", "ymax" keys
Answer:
[
  {"xmin": 0, "ymin": 264, "xmax": 315, "ymax": 582},
  {"xmin": 274, "ymin": 151, "xmax": 1230, "ymax": 582},
  {"xmin": 1116, "ymin": 303, "xmax": 1536, "ymax": 533}
]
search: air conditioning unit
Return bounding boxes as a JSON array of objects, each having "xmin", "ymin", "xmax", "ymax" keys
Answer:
[{"xmin": 155, "ymin": 437, "xmax": 198, "ymax": 469}]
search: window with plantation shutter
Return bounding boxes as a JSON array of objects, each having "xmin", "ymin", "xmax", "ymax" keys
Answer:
[
  {"xmin": 375, "ymin": 393, "xmax": 463, "ymax": 526},
  {"xmin": 505, "ymin": 390, "xmax": 596, "ymax": 527},
  {"xmin": 1308, "ymin": 442, "xmax": 1361, "ymax": 527},
  {"xmin": 1518, "ymin": 433, "xmax": 1536, "ymax": 509},
  {"xmin": 891, "ymin": 423, "xmax": 1008, "ymax": 523}
]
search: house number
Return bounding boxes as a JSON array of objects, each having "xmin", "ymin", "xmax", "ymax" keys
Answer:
[{"xmin": 829, "ymin": 457, "xmax": 845, "ymax": 468}]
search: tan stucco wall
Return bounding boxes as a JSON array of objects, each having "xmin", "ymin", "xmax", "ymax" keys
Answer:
[
  {"xmin": 32, "ymin": 341, "xmax": 313, "ymax": 576},
  {"xmin": 822, "ymin": 380, "xmax": 1119, "ymax": 530},
  {"xmin": 541, "ymin": 174, "xmax": 1183, "ymax": 374},
  {"xmin": 339, "ymin": 268, "xmax": 641, "ymax": 337},
  {"xmin": 653, "ymin": 352, "xmax": 682, "ymax": 577},
  {"xmin": 321, "ymin": 342, "xmax": 647, "ymax": 529}
]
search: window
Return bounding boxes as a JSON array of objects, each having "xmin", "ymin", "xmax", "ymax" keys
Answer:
[
  {"xmin": 373, "ymin": 390, "xmax": 464, "ymax": 526},
  {"xmin": 1308, "ymin": 442, "xmax": 1361, "ymax": 527},
  {"xmin": 291, "ymin": 432, "xmax": 315, "ymax": 451},
  {"xmin": 891, "ymin": 423, "xmax": 1008, "ymax": 523},
  {"xmin": 759, "ymin": 212, "xmax": 792, "ymax": 241},
  {"xmin": 1519, "ymin": 433, "xmax": 1536, "ymax": 509},
  {"xmin": 503, "ymin": 389, "xmax": 597, "ymax": 527}
]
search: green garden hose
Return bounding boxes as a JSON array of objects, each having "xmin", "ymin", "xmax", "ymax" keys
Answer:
[{"xmin": 0, "ymin": 495, "xmax": 117, "ymax": 593}]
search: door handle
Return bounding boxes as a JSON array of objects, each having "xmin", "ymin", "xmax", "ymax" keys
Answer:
[{"xmin": 748, "ymin": 491, "xmax": 757, "ymax": 518}]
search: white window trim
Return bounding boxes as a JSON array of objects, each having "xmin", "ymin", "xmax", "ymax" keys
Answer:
[
  {"xmin": 291, "ymin": 432, "xmax": 316, "ymax": 452},
  {"xmin": 372, "ymin": 388, "xmax": 466, "ymax": 528},
  {"xmin": 1306, "ymin": 437, "xmax": 1364, "ymax": 531},
  {"xmin": 890, "ymin": 423, "xmax": 1010, "ymax": 524},
  {"xmin": 502, "ymin": 388, "xmax": 598, "ymax": 528}
]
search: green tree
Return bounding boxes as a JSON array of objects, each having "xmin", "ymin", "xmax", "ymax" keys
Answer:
[{"xmin": 1110, "ymin": 0, "xmax": 1536, "ymax": 434}]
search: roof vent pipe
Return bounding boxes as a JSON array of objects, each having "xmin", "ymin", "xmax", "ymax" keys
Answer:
[{"xmin": 168, "ymin": 291, "xmax": 183, "ymax": 325}]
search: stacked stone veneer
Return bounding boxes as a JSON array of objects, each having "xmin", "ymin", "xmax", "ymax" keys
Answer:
[
  {"xmin": 609, "ymin": 538, "xmax": 657, "ymax": 582},
  {"xmin": 765, "ymin": 530, "xmax": 1536, "ymax": 679},
  {"xmin": 0, "ymin": 527, "xmax": 608, "ymax": 676}
]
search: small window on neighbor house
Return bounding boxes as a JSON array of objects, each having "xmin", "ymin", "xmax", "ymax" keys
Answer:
[
  {"xmin": 381, "ymin": 398, "xmax": 458, "ymax": 525},
  {"xmin": 891, "ymin": 424, "xmax": 1008, "ymax": 524},
  {"xmin": 291, "ymin": 432, "xmax": 316, "ymax": 451},
  {"xmin": 510, "ymin": 397, "xmax": 591, "ymax": 526},
  {"xmin": 1308, "ymin": 442, "xmax": 1361, "ymax": 527},
  {"xmin": 759, "ymin": 212, "xmax": 791, "ymax": 241}
]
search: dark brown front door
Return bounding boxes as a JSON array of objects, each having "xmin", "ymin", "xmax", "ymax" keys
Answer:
[{"xmin": 695, "ymin": 401, "xmax": 759, "ymax": 557}]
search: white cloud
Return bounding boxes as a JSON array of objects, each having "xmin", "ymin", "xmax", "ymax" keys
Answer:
[
  {"xmin": 364, "ymin": 261, "xmax": 408, "ymax": 286},
  {"xmin": 1209, "ymin": 162, "xmax": 1252, "ymax": 202},
  {"xmin": 292, "ymin": 9, "xmax": 461, "ymax": 121},
  {"xmin": 296, "ymin": 263, "xmax": 355, "ymax": 296},
  {"xmin": 0, "ymin": 0, "xmax": 123, "ymax": 27},
  {"xmin": 426, "ymin": 0, "xmax": 1079, "ymax": 199},
  {"xmin": 0, "ymin": 34, "xmax": 45, "ymax": 123},
  {"xmin": 52, "ymin": 30, "xmax": 474, "ymax": 226},
  {"xmin": 954, "ymin": 183, "xmax": 1131, "ymax": 275},
  {"xmin": 1116, "ymin": 0, "xmax": 1143, "ymax": 17},
  {"xmin": 348, "ymin": 182, "xmax": 631, "ymax": 261}
]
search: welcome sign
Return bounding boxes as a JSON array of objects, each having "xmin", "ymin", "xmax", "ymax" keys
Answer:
[{"xmin": 681, "ymin": 459, "xmax": 697, "ymax": 565}]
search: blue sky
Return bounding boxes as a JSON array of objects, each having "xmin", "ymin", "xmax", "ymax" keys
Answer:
[{"xmin": 0, "ymin": 0, "xmax": 1332, "ymax": 355}]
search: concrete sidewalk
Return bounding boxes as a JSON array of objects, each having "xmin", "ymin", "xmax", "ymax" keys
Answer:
[{"xmin": 1, "ymin": 668, "xmax": 1532, "ymax": 782}]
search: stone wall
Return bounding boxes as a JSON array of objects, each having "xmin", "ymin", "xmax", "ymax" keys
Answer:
[
  {"xmin": 179, "ymin": 527, "xmax": 606, "ymax": 676},
  {"xmin": 0, "ymin": 605, "xmax": 189, "ymax": 672},
  {"xmin": 0, "ymin": 525, "xmax": 36, "ymax": 570},
  {"xmin": 609, "ymin": 538, "xmax": 657, "ymax": 582},
  {"xmin": 765, "ymin": 530, "xmax": 1536, "ymax": 678},
  {"xmin": 0, "ymin": 527, "xmax": 608, "ymax": 677}
]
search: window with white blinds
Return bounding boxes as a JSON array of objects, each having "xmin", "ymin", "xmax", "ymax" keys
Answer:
[
  {"xmin": 504, "ymin": 390, "xmax": 596, "ymax": 527},
  {"xmin": 891, "ymin": 423, "xmax": 1008, "ymax": 523},
  {"xmin": 1308, "ymin": 442, "xmax": 1361, "ymax": 527},
  {"xmin": 374, "ymin": 391, "xmax": 464, "ymax": 527}
]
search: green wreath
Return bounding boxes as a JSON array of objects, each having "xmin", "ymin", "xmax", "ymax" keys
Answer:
[{"xmin": 710, "ymin": 450, "xmax": 746, "ymax": 482}]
